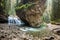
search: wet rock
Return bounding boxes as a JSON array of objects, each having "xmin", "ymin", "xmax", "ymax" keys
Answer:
[
  {"xmin": 44, "ymin": 36, "xmax": 54, "ymax": 40},
  {"xmin": 52, "ymin": 28, "xmax": 60, "ymax": 35},
  {"xmin": 23, "ymin": 38, "xmax": 29, "ymax": 40},
  {"xmin": 0, "ymin": 36, "xmax": 5, "ymax": 38}
]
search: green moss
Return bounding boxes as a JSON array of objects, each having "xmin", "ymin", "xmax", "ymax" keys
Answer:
[{"xmin": 16, "ymin": 3, "xmax": 35, "ymax": 10}]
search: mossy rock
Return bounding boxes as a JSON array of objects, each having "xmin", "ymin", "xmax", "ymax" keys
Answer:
[{"xmin": 16, "ymin": 0, "xmax": 46, "ymax": 27}]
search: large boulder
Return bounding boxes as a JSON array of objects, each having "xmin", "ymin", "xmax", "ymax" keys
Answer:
[
  {"xmin": 16, "ymin": 0, "xmax": 46, "ymax": 27},
  {"xmin": 0, "ymin": 0, "xmax": 8, "ymax": 23}
]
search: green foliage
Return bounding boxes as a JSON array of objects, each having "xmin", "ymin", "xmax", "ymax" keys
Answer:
[
  {"xmin": 16, "ymin": 3, "xmax": 35, "ymax": 10},
  {"xmin": 0, "ymin": 0, "xmax": 4, "ymax": 7},
  {"xmin": 0, "ymin": 0, "xmax": 5, "ymax": 12}
]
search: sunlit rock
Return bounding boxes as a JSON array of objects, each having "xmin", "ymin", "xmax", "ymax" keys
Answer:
[{"xmin": 16, "ymin": 0, "xmax": 46, "ymax": 27}]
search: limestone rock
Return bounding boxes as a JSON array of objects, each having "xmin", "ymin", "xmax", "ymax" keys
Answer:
[{"xmin": 16, "ymin": 0, "xmax": 46, "ymax": 27}]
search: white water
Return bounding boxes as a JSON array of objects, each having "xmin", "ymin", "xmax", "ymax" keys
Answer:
[{"xmin": 8, "ymin": 15, "xmax": 24, "ymax": 26}]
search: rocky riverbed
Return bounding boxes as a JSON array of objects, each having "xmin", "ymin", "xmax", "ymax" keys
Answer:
[{"xmin": 0, "ymin": 24, "xmax": 60, "ymax": 40}]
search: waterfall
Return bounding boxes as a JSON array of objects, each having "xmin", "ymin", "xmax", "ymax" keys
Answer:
[
  {"xmin": 43, "ymin": 0, "xmax": 53, "ymax": 23},
  {"xmin": 6, "ymin": 0, "xmax": 24, "ymax": 26},
  {"xmin": 8, "ymin": 15, "xmax": 24, "ymax": 26}
]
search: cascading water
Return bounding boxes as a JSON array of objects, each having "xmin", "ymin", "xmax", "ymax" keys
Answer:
[
  {"xmin": 8, "ymin": 15, "xmax": 24, "ymax": 26},
  {"xmin": 43, "ymin": 0, "xmax": 53, "ymax": 30},
  {"xmin": 6, "ymin": 0, "xmax": 24, "ymax": 26}
]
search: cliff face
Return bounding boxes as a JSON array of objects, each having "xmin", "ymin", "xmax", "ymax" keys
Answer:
[
  {"xmin": 51, "ymin": 0, "xmax": 60, "ymax": 24},
  {"xmin": 0, "ymin": 0, "xmax": 8, "ymax": 23},
  {"xmin": 16, "ymin": 0, "xmax": 46, "ymax": 27},
  {"xmin": 0, "ymin": 13, "xmax": 8, "ymax": 23},
  {"xmin": 0, "ymin": 11, "xmax": 8, "ymax": 23}
]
